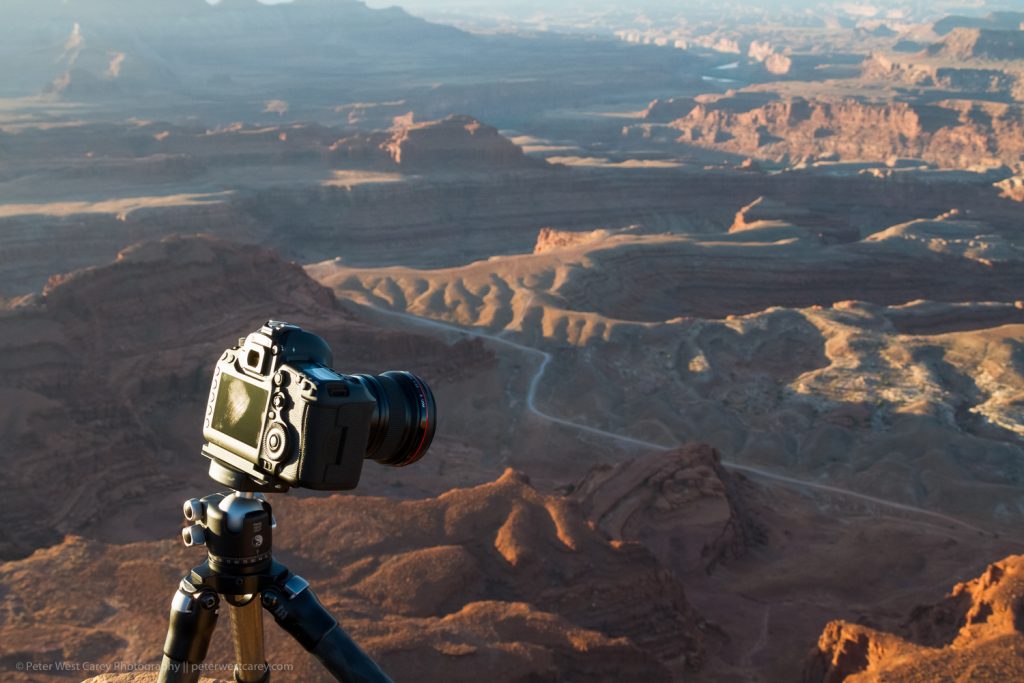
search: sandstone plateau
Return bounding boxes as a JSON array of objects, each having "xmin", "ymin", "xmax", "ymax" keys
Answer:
[
  {"xmin": 665, "ymin": 94, "xmax": 1024, "ymax": 168},
  {"xmin": 311, "ymin": 219, "xmax": 1024, "ymax": 530},
  {"xmin": 929, "ymin": 28, "xmax": 1024, "ymax": 62},
  {"xmin": 934, "ymin": 12, "xmax": 1024, "ymax": 36},
  {"xmin": 383, "ymin": 115, "xmax": 540, "ymax": 171}
]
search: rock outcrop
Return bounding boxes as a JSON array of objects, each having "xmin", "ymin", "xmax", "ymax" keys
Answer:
[
  {"xmin": 548, "ymin": 219, "xmax": 1024, "ymax": 321},
  {"xmin": 324, "ymin": 115, "xmax": 538, "ymax": 172},
  {"xmin": 861, "ymin": 52, "xmax": 1022, "ymax": 98},
  {"xmin": 928, "ymin": 28, "xmax": 1024, "ymax": 61},
  {"xmin": 933, "ymin": 12, "xmax": 1024, "ymax": 35},
  {"xmin": 1, "ymin": 470, "xmax": 706, "ymax": 682},
  {"xmin": 763, "ymin": 52, "xmax": 793, "ymax": 75},
  {"xmin": 996, "ymin": 173, "xmax": 1024, "ymax": 202},
  {"xmin": 864, "ymin": 215, "xmax": 1024, "ymax": 264},
  {"xmin": 642, "ymin": 97, "xmax": 698, "ymax": 122},
  {"xmin": 728, "ymin": 196, "xmax": 859, "ymax": 243},
  {"xmin": 803, "ymin": 555, "xmax": 1024, "ymax": 682},
  {"xmin": 668, "ymin": 94, "xmax": 1024, "ymax": 168},
  {"xmin": 748, "ymin": 40, "xmax": 793, "ymax": 75},
  {"xmin": 533, "ymin": 226, "xmax": 626, "ymax": 254},
  {"xmin": 571, "ymin": 445, "xmax": 759, "ymax": 573},
  {"xmin": 384, "ymin": 115, "xmax": 537, "ymax": 171}
]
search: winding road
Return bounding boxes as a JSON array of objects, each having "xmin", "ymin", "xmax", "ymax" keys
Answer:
[{"xmin": 368, "ymin": 304, "xmax": 1015, "ymax": 542}]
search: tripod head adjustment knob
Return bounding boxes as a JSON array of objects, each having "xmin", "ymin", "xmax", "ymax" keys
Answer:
[
  {"xmin": 182, "ymin": 524, "xmax": 207, "ymax": 547},
  {"xmin": 183, "ymin": 498, "xmax": 205, "ymax": 523}
]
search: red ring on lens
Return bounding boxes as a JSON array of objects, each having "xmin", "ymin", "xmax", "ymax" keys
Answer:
[{"xmin": 395, "ymin": 374, "xmax": 433, "ymax": 467}]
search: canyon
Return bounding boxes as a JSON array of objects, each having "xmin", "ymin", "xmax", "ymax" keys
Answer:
[{"xmin": 1, "ymin": 1, "xmax": 1023, "ymax": 681}]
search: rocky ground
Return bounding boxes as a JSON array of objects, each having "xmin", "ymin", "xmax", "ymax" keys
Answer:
[
  {"xmin": 805, "ymin": 554, "xmax": 1024, "ymax": 682},
  {"xmin": 2, "ymin": 468, "xmax": 705, "ymax": 683},
  {"xmin": 312, "ymin": 216, "xmax": 1024, "ymax": 528}
]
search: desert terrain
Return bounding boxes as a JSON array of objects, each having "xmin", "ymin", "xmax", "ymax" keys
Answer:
[{"xmin": 1, "ymin": 1, "xmax": 1023, "ymax": 682}]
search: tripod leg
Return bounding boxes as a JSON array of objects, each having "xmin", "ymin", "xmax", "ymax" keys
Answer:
[
  {"xmin": 228, "ymin": 595, "xmax": 270, "ymax": 683},
  {"xmin": 157, "ymin": 583, "xmax": 220, "ymax": 683},
  {"xmin": 262, "ymin": 573, "xmax": 394, "ymax": 683}
]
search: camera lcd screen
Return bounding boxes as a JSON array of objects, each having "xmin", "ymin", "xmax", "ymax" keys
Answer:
[{"xmin": 211, "ymin": 374, "xmax": 268, "ymax": 449}]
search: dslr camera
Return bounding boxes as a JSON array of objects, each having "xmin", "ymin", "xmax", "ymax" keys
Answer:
[{"xmin": 202, "ymin": 321, "xmax": 436, "ymax": 491}]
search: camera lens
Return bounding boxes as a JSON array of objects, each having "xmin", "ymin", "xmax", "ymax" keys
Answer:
[{"xmin": 355, "ymin": 371, "xmax": 436, "ymax": 467}]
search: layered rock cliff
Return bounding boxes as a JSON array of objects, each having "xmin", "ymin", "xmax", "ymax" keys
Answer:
[
  {"xmin": 669, "ymin": 94, "xmax": 1024, "ymax": 168},
  {"xmin": 928, "ymin": 28, "xmax": 1024, "ymax": 61},
  {"xmin": 642, "ymin": 97, "xmax": 698, "ymax": 123},
  {"xmin": 384, "ymin": 115, "xmax": 539, "ymax": 171},
  {"xmin": 862, "ymin": 52, "xmax": 1022, "ymax": 98},
  {"xmin": 728, "ymin": 196, "xmax": 859, "ymax": 243},
  {"xmin": 804, "ymin": 555, "xmax": 1024, "ymax": 682},
  {"xmin": 934, "ymin": 12, "xmax": 1024, "ymax": 35}
]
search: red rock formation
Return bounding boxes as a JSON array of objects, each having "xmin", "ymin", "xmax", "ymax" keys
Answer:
[
  {"xmin": 325, "ymin": 115, "xmax": 540, "ymax": 171},
  {"xmin": 669, "ymin": 94, "xmax": 1024, "ymax": 168},
  {"xmin": 928, "ymin": 28, "xmax": 1024, "ymax": 61},
  {"xmin": 748, "ymin": 40, "xmax": 792, "ymax": 75},
  {"xmin": 533, "ymin": 226, "xmax": 622, "ymax": 254},
  {"xmin": 862, "ymin": 52, "xmax": 1020, "ymax": 97},
  {"xmin": 803, "ymin": 555, "xmax": 1024, "ymax": 682},
  {"xmin": 996, "ymin": 173, "xmax": 1024, "ymax": 202},
  {"xmin": 383, "ymin": 115, "xmax": 537, "ymax": 171},
  {"xmin": 1, "ymin": 469, "xmax": 706, "ymax": 682},
  {"xmin": 728, "ymin": 196, "xmax": 859, "ymax": 243},
  {"xmin": 551, "ymin": 222, "xmax": 1024, "ymax": 321},
  {"xmin": 642, "ymin": 97, "xmax": 697, "ymax": 122},
  {"xmin": 571, "ymin": 444, "xmax": 759, "ymax": 573},
  {"xmin": 882, "ymin": 300, "xmax": 1024, "ymax": 335},
  {"xmin": 933, "ymin": 12, "xmax": 1024, "ymax": 35},
  {"xmin": 764, "ymin": 52, "xmax": 793, "ymax": 75}
]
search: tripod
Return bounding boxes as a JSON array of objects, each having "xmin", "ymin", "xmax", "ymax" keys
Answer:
[{"xmin": 156, "ymin": 488, "xmax": 393, "ymax": 683}]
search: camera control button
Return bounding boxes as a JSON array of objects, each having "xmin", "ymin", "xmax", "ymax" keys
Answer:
[{"xmin": 265, "ymin": 424, "xmax": 288, "ymax": 461}]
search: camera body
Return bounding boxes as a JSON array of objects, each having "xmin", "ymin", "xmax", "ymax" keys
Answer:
[{"xmin": 202, "ymin": 321, "xmax": 435, "ymax": 492}]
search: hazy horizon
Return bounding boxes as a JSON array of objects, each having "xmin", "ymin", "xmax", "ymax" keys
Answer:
[{"xmin": 210, "ymin": 0, "xmax": 1024, "ymax": 23}]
